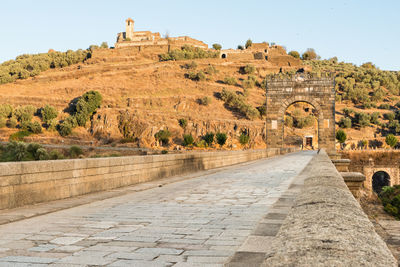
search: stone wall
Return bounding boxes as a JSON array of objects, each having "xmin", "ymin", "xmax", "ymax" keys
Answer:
[
  {"xmin": 0, "ymin": 148, "xmax": 295, "ymax": 210},
  {"xmin": 262, "ymin": 150, "xmax": 396, "ymax": 266},
  {"xmin": 341, "ymin": 151, "xmax": 400, "ymax": 192}
]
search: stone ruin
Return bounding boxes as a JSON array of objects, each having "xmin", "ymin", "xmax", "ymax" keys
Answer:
[{"xmin": 115, "ymin": 18, "xmax": 208, "ymax": 50}]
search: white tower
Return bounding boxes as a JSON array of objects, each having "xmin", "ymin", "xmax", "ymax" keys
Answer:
[{"xmin": 125, "ymin": 18, "xmax": 134, "ymax": 40}]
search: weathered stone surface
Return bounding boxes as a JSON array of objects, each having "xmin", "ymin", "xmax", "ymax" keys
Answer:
[
  {"xmin": 0, "ymin": 148, "xmax": 296, "ymax": 210},
  {"xmin": 266, "ymin": 77, "xmax": 336, "ymax": 154},
  {"xmin": 262, "ymin": 150, "xmax": 397, "ymax": 267},
  {"xmin": 0, "ymin": 151, "xmax": 312, "ymax": 266}
]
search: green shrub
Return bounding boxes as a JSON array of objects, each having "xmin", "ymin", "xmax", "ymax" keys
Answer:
[
  {"xmin": 25, "ymin": 121, "xmax": 42, "ymax": 134},
  {"xmin": 224, "ymin": 77, "xmax": 237, "ymax": 86},
  {"xmin": 386, "ymin": 134, "xmax": 398, "ymax": 148},
  {"xmin": 26, "ymin": 143, "xmax": 49, "ymax": 160},
  {"xmin": 339, "ymin": 117, "xmax": 352, "ymax": 128},
  {"xmin": 188, "ymin": 71, "xmax": 206, "ymax": 81},
  {"xmin": 0, "ymin": 117, "xmax": 6, "ymax": 128},
  {"xmin": 203, "ymin": 132, "xmax": 214, "ymax": 147},
  {"xmin": 14, "ymin": 105, "xmax": 36, "ymax": 123},
  {"xmin": 159, "ymin": 45, "xmax": 219, "ymax": 61},
  {"xmin": 74, "ymin": 90, "xmax": 102, "ymax": 126},
  {"xmin": 384, "ymin": 203, "xmax": 398, "ymax": 217},
  {"xmin": 237, "ymin": 45, "xmax": 244, "ymax": 50},
  {"xmin": 342, "ymin": 108, "xmax": 354, "ymax": 117},
  {"xmin": 155, "ymin": 129, "xmax": 171, "ymax": 145},
  {"xmin": 239, "ymin": 133, "xmax": 250, "ymax": 146},
  {"xmin": 301, "ymin": 48, "xmax": 317, "ymax": 60},
  {"xmin": 9, "ymin": 130, "xmax": 31, "ymax": 141},
  {"xmin": 216, "ymin": 132, "xmax": 227, "ymax": 147},
  {"xmin": 195, "ymin": 140, "xmax": 207, "ymax": 148},
  {"xmin": 288, "ymin": 51, "xmax": 300, "ymax": 58},
  {"xmin": 0, "ymin": 104, "xmax": 13, "ymax": 118},
  {"xmin": 40, "ymin": 105, "xmax": 58, "ymax": 125},
  {"xmin": 285, "ymin": 116, "xmax": 293, "ymax": 127},
  {"xmin": 355, "ymin": 112, "xmax": 371, "ymax": 127},
  {"xmin": 100, "ymin": 42, "xmax": 109, "ymax": 49},
  {"xmin": 212, "ymin": 43, "xmax": 222, "ymax": 50},
  {"xmin": 245, "ymin": 39, "xmax": 253, "ymax": 49},
  {"xmin": 336, "ymin": 129, "xmax": 347, "ymax": 144},
  {"xmin": 161, "ymin": 150, "xmax": 168, "ymax": 154},
  {"xmin": 183, "ymin": 134, "xmax": 194, "ymax": 146},
  {"xmin": 371, "ymin": 88, "xmax": 386, "ymax": 102},
  {"xmin": 388, "ymin": 120, "xmax": 400, "ymax": 133},
  {"xmin": 49, "ymin": 150, "xmax": 65, "ymax": 160},
  {"xmin": 58, "ymin": 120, "xmax": 73, "ymax": 137},
  {"xmin": 178, "ymin": 118, "xmax": 187, "ymax": 129},
  {"xmin": 379, "ymin": 103, "xmax": 391, "ymax": 110},
  {"xmin": 69, "ymin": 145, "xmax": 83, "ymax": 158},
  {"xmin": 47, "ymin": 118, "xmax": 58, "ymax": 131},
  {"xmin": 1, "ymin": 141, "xmax": 29, "ymax": 161},
  {"xmin": 384, "ymin": 112, "xmax": 396, "ymax": 121},
  {"xmin": 198, "ymin": 96, "xmax": 212, "ymax": 106},
  {"xmin": 220, "ymin": 89, "xmax": 260, "ymax": 120},
  {"xmin": 370, "ymin": 112, "xmax": 381, "ymax": 124},
  {"xmin": 257, "ymin": 105, "xmax": 266, "ymax": 117},
  {"xmin": 241, "ymin": 64, "xmax": 256, "ymax": 74}
]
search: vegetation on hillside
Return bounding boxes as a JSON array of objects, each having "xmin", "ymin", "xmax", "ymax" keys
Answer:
[
  {"xmin": 306, "ymin": 59, "xmax": 400, "ymax": 145},
  {"xmin": 0, "ymin": 49, "xmax": 91, "ymax": 84},
  {"xmin": 379, "ymin": 186, "xmax": 400, "ymax": 219},
  {"xmin": 159, "ymin": 45, "xmax": 219, "ymax": 61}
]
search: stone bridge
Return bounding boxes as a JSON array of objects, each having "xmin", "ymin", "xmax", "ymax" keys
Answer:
[{"xmin": 0, "ymin": 149, "xmax": 396, "ymax": 266}]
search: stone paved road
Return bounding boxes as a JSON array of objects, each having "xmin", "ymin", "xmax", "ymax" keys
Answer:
[{"xmin": 0, "ymin": 151, "xmax": 314, "ymax": 266}]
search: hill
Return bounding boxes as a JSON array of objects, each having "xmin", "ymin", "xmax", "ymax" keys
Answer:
[{"xmin": 0, "ymin": 44, "xmax": 399, "ymax": 151}]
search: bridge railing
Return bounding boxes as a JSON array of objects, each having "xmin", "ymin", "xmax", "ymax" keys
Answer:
[
  {"xmin": 263, "ymin": 149, "xmax": 397, "ymax": 266},
  {"xmin": 0, "ymin": 148, "xmax": 297, "ymax": 210}
]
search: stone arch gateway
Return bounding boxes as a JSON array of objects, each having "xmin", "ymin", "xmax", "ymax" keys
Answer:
[{"xmin": 265, "ymin": 75, "xmax": 336, "ymax": 153}]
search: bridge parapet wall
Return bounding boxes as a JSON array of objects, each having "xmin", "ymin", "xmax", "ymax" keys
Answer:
[
  {"xmin": 0, "ymin": 148, "xmax": 295, "ymax": 210},
  {"xmin": 263, "ymin": 150, "xmax": 396, "ymax": 266}
]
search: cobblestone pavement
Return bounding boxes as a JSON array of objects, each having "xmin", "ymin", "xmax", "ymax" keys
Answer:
[{"xmin": 0, "ymin": 151, "xmax": 314, "ymax": 266}]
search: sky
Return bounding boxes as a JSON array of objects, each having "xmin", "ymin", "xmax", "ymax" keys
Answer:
[{"xmin": 0, "ymin": 0, "xmax": 399, "ymax": 70}]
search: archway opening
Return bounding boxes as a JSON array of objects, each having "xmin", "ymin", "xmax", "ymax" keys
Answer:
[
  {"xmin": 283, "ymin": 101, "xmax": 318, "ymax": 149},
  {"xmin": 372, "ymin": 171, "xmax": 390, "ymax": 193},
  {"xmin": 221, "ymin": 54, "xmax": 226, "ymax": 59}
]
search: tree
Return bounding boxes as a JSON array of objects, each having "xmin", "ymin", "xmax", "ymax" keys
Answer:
[
  {"xmin": 386, "ymin": 134, "xmax": 398, "ymax": 148},
  {"xmin": 203, "ymin": 132, "xmax": 214, "ymax": 147},
  {"xmin": 40, "ymin": 105, "xmax": 58, "ymax": 125},
  {"xmin": 155, "ymin": 129, "xmax": 171, "ymax": 146},
  {"xmin": 100, "ymin": 42, "xmax": 109, "ymax": 49},
  {"xmin": 245, "ymin": 39, "xmax": 252, "ymax": 49},
  {"xmin": 237, "ymin": 45, "xmax": 244, "ymax": 50},
  {"xmin": 178, "ymin": 118, "xmax": 187, "ymax": 129},
  {"xmin": 288, "ymin": 51, "xmax": 300, "ymax": 59},
  {"xmin": 212, "ymin": 43, "xmax": 222, "ymax": 50},
  {"xmin": 216, "ymin": 133, "xmax": 227, "ymax": 147},
  {"xmin": 301, "ymin": 48, "xmax": 317, "ymax": 60},
  {"xmin": 239, "ymin": 133, "xmax": 250, "ymax": 146},
  {"xmin": 336, "ymin": 130, "xmax": 347, "ymax": 149},
  {"xmin": 183, "ymin": 134, "xmax": 194, "ymax": 146},
  {"xmin": 339, "ymin": 117, "xmax": 352, "ymax": 128}
]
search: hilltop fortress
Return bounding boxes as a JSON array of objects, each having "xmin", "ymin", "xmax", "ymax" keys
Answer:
[
  {"xmin": 114, "ymin": 18, "xmax": 300, "ymax": 67},
  {"xmin": 115, "ymin": 18, "xmax": 208, "ymax": 50}
]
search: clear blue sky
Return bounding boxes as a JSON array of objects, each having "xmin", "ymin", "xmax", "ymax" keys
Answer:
[{"xmin": 1, "ymin": 0, "xmax": 399, "ymax": 70}]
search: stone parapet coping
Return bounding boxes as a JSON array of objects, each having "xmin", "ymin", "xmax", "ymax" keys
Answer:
[{"xmin": 261, "ymin": 150, "xmax": 396, "ymax": 266}]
